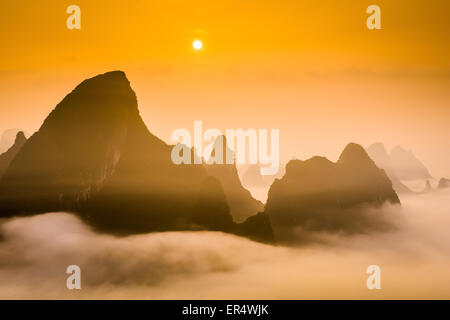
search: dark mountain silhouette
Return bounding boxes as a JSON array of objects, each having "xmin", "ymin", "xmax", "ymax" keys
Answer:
[
  {"xmin": 265, "ymin": 143, "xmax": 400, "ymax": 242},
  {"xmin": 390, "ymin": 146, "xmax": 432, "ymax": 181},
  {"xmin": 366, "ymin": 142, "xmax": 411, "ymax": 194},
  {"xmin": 0, "ymin": 71, "xmax": 273, "ymax": 243},
  {"xmin": 0, "ymin": 131, "xmax": 27, "ymax": 180},
  {"xmin": 235, "ymin": 212, "xmax": 274, "ymax": 243},
  {"xmin": 438, "ymin": 178, "xmax": 449, "ymax": 189},
  {"xmin": 204, "ymin": 135, "xmax": 264, "ymax": 222}
]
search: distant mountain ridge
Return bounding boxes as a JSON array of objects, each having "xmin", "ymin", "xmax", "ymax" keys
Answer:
[
  {"xmin": 390, "ymin": 146, "xmax": 432, "ymax": 181},
  {"xmin": 366, "ymin": 142, "xmax": 411, "ymax": 194}
]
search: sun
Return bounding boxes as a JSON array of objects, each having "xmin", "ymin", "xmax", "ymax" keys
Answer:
[{"xmin": 193, "ymin": 40, "xmax": 203, "ymax": 50}]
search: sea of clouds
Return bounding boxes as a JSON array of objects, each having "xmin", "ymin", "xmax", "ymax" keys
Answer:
[{"xmin": 0, "ymin": 189, "xmax": 449, "ymax": 299}]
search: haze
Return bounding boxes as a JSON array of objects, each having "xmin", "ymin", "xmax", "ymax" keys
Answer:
[{"xmin": 1, "ymin": 0, "xmax": 449, "ymax": 177}]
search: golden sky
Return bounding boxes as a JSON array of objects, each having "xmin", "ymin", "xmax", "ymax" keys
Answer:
[{"xmin": 1, "ymin": 0, "xmax": 449, "ymax": 176}]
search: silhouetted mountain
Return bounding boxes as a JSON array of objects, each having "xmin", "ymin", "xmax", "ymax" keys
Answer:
[
  {"xmin": 366, "ymin": 142, "xmax": 411, "ymax": 194},
  {"xmin": 204, "ymin": 136, "xmax": 264, "ymax": 222},
  {"xmin": 390, "ymin": 146, "xmax": 432, "ymax": 181},
  {"xmin": 0, "ymin": 128, "xmax": 27, "ymax": 153},
  {"xmin": 0, "ymin": 71, "xmax": 273, "ymax": 243},
  {"xmin": 438, "ymin": 178, "xmax": 449, "ymax": 189},
  {"xmin": 265, "ymin": 143, "xmax": 400, "ymax": 242},
  {"xmin": 0, "ymin": 131, "xmax": 27, "ymax": 180}
]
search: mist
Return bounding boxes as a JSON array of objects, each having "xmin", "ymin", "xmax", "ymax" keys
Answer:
[{"xmin": 0, "ymin": 190, "xmax": 449, "ymax": 299}]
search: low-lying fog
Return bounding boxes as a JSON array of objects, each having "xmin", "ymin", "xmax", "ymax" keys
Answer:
[{"xmin": 0, "ymin": 190, "xmax": 449, "ymax": 299}]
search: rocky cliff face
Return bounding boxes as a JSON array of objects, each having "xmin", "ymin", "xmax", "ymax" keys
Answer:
[
  {"xmin": 265, "ymin": 143, "xmax": 400, "ymax": 242},
  {"xmin": 0, "ymin": 71, "xmax": 273, "ymax": 243}
]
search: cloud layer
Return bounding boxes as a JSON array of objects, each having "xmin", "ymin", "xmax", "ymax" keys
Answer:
[{"xmin": 1, "ymin": 190, "xmax": 450, "ymax": 299}]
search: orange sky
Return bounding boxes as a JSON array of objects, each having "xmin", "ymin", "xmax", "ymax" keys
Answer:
[{"xmin": 1, "ymin": 0, "xmax": 449, "ymax": 177}]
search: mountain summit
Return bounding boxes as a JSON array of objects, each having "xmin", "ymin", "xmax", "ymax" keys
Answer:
[{"xmin": 0, "ymin": 71, "xmax": 150, "ymax": 212}]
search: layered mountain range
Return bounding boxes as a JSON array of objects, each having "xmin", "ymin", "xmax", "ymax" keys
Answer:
[
  {"xmin": 0, "ymin": 71, "xmax": 272, "ymax": 242},
  {"xmin": 366, "ymin": 143, "xmax": 412, "ymax": 194},
  {"xmin": 0, "ymin": 71, "xmax": 404, "ymax": 244}
]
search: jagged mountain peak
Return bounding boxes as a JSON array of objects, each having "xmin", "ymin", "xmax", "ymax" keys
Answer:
[
  {"xmin": 0, "ymin": 70, "xmax": 146, "ymax": 213},
  {"xmin": 338, "ymin": 143, "xmax": 374, "ymax": 165}
]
